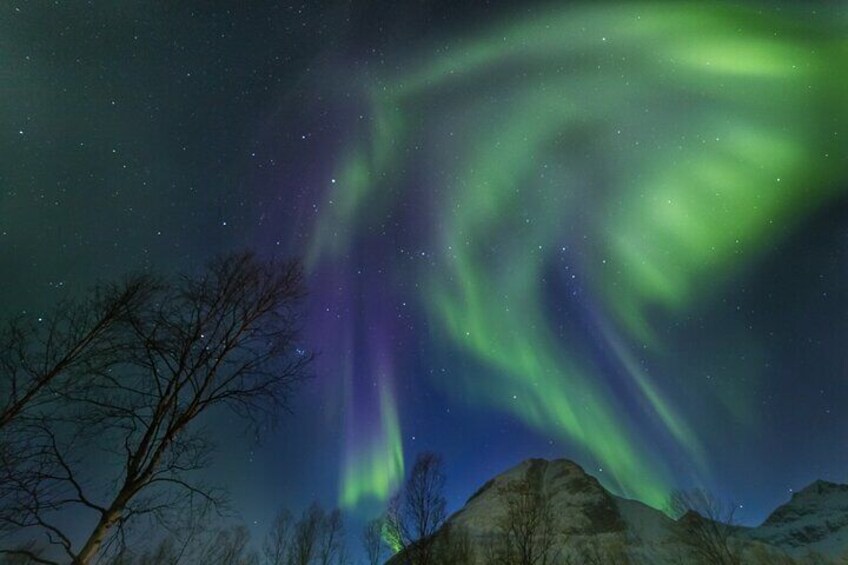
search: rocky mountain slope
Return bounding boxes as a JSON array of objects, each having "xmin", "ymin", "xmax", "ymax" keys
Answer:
[
  {"xmin": 423, "ymin": 458, "xmax": 848, "ymax": 564},
  {"xmin": 745, "ymin": 479, "xmax": 848, "ymax": 558}
]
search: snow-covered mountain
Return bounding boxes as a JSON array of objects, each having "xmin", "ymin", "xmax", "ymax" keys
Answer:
[
  {"xmin": 745, "ymin": 480, "xmax": 848, "ymax": 558},
  {"xmin": 452, "ymin": 458, "xmax": 626, "ymax": 538},
  {"xmin": 419, "ymin": 458, "xmax": 848, "ymax": 564}
]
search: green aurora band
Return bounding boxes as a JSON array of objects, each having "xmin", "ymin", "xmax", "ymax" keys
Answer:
[
  {"xmin": 340, "ymin": 381, "xmax": 405, "ymax": 509},
  {"xmin": 315, "ymin": 3, "xmax": 848, "ymax": 509}
]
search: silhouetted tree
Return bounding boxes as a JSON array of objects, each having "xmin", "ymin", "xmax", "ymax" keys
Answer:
[
  {"xmin": 362, "ymin": 518, "xmax": 386, "ymax": 565},
  {"xmin": 570, "ymin": 535, "xmax": 630, "ymax": 565},
  {"xmin": 385, "ymin": 452, "xmax": 447, "ymax": 565},
  {"xmin": 261, "ymin": 502, "xmax": 348, "ymax": 565},
  {"xmin": 109, "ymin": 524, "xmax": 259, "ymax": 565},
  {"xmin": 291, "ymin": 503, "xmax": 325, "ymax": 565},
  {"xmin": 0, "ymin": 275, "xmax": 156, "ymax": 541},
  {"xmin": 264, "ymin": 508, "xmax": 294, "ymax": 565},
  {"xmin": 0, "ymin": 252, "xmax": 310, "ymax": 565},
  {"xmin": 0, "ymin": 275, "xmax": 155, "ymax": 431},
  {"xmin": 198, "ymin": 525, "xmax": 258, "ymax": 565},
  {"xmin": 318, "ymin": 509, "xmax": 345, "ymax": 565},
  {"xmin": 487, "ymin": 477, "xmax": 559, "ymax": 565},
  {"xmin": 666, "ymin": 489, "xmax": 741, "ymax": 565},
  {"xmin": 0, "ymin": 540, "xmax": 50, "ymax": 565},
  {"xmin": 99, "ymin": 497, "xmax": 260, "ymax": 565},
  {"xmin": 432, "ymin": 522, "xmax": 476, "ymax": 565}
]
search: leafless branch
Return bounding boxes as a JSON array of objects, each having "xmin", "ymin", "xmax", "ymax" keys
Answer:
[{"xmin": 0, "ymin": 252, "xmax": 310, "ymax": 565}]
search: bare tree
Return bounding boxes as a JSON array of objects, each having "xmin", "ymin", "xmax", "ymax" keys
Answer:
[
  {"xmin": 121, "ymin": 536, "xmax": 181, "ymax": 565},
  {"xmin": 318, "ymin": 509, "xmax": 345, "ymax": 565},
  {"xmin": 0, "ymin": 540, "xmax": 50, "ymax": 565},
  {"xmin": 666, "ymin": 489, "xmax": 741, "ymax": 565},
  {"xmin": 72, "ymin": 496, "xmax": 204, "ymax": 565},
  {"xmin": 0, "ymin": 275, "xmax": 155, "ymax": 431},
  {"xmin": 291, "ymin": 504, "xmax": 325, "ymax": 565},
  {"xmin": 488, "ymin": 477, "xmax": 559, "ymax": 565},
  {"xmin": 106, "ymin": 522, "xmax": 259, "ymax": 565},
  {"xmin": 264, "ymin": 508, "xmax": 294, "ymax": 565},
  {"xmin": 385, "ymin": 452, "xmax": 447, "ymax": 565},
  {"xmin": 197, "ymin": 525, "xmax": 258, "ymax": 565},
  {"xmin": 0, "ymin": 252, "xmax": 311, "ymax": 565},
  {"xmin": 362, "ymin": 518, "xmax": 386, "ymax": 565},
  {"xmin": 261, "ymin": 503, "xmax": 348, "ymax": 565},
  {"xmin": 570, "ymin": 535, "xmax": 630, "ymax": 565},
  {"xmin": 0, "ymin": 276, "xmax": 156, "ymax": 541},
  {"xmin": 432, "ymin": 522, "xmax": 476, "ymax": 565}
]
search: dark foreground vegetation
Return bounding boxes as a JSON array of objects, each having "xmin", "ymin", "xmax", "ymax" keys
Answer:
[{"xmin": 0, "ymin": 252, "xmax": 310, "ymax": 564}]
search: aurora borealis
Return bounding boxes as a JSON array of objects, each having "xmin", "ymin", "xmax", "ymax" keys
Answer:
[
  {"xmin": 2, "ymin": 0, "xmax": 848, "ymax": 549},
  {"xmin": 312, "ymin": 3, "xmax": 848, "ymax": 511}
]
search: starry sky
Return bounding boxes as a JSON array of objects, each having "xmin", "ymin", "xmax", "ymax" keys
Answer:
[{"xmin": 2, "ymin": 0, "xmax": 847, "ymax": 543}]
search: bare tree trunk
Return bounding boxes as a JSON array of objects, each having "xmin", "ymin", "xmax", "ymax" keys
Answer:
[
  {"xmin": 74, "ymin": 513, "xmax": 118, "ymax": 565},
  {"xmin": 1, "ymin": 253, "xmax": 310, "ymax": 564},
  {"xmin": 74, "ymin": 493, "xmax": 131, "ymax": 565}
]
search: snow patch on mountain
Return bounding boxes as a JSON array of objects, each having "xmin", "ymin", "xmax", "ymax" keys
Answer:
[
  {"xmin": 745, "ymin": 480, "xmax": 848, "ymax": 557},
  {"xmin": 431, "ymin": 458, "xmax": 848, "ymax": 563}
]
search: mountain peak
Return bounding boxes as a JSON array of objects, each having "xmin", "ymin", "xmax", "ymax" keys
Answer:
[
  {"xmin": 427, "ymin": 459, "xmax": 848, "ymax": 563},
  {"xmin": 792, "ymin": 479, "xmax": 848, "ymax": 500},
  {"xmin": 453, "ymin": 457, "xmax": 625, "ymax": 540},
  {"xmin": 466, "ymin": 458, "xmax": 591, "ymax": 504},
  {"xmin": 763, "ymin": 479, "xmax": 848, "ymax": 527},
  {"xmin": 753, "ymin": 478, "xmax": 848, "ymax": 552},
  {"xmin": 506, "ymin": 457, "xmax": 589, "ymax": 476}
]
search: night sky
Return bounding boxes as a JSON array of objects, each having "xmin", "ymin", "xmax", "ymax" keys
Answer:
[{"xmin": 2, "ymin": 0, "xmax": 847, "ymax": 545}]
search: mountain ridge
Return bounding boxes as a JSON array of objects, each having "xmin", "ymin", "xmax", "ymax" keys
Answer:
[{"xmin": 420, "ymin": 458, "xmax": 848, "ymax": 564}]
